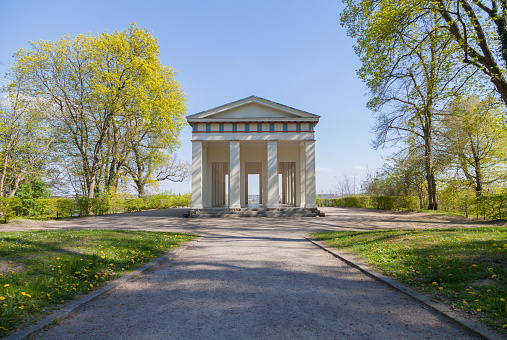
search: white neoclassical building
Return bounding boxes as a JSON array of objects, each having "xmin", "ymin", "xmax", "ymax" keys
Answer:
[{"xmin": 187, "ymin": 96, "xmax": 319, "ymax": 214}]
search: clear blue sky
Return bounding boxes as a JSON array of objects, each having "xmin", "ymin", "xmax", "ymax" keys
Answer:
[{"xmin": 0, "ymin": 0, "xmax": 390, "ymax": 195}]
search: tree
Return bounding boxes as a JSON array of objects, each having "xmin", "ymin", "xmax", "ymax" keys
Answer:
[
  {"xmin": 342, "ymin": 1, "xmax": 507, "ymax": 107},
  {"xmin": 440, "ymin": 96, "xmax": 507, "ymax": 196},
  {"xmin": 434, "ymin": 0, "xmax": 507, "ymax": 106},
  {"xmin": 363, "ymin": 146, "xmax": 428, "ymax": 206},
  {"xmin": 0, "ymin": 80, "xmax": 55, "ymax": 198},
  {"xmin": 341, "ymin": 2, "xmax": 469, "ymax": 209},
  {"xmin": 10, "ymin": 24, "xmax": 186, "ymax": 199},
  {"xmin": 124, "ymin": 151, "xmax": 190, "ymax": 197}
]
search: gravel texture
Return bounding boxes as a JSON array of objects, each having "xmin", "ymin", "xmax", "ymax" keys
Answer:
[{"xmin": 3, "ymin": 207, "xmax": 495, "ymax": 339}]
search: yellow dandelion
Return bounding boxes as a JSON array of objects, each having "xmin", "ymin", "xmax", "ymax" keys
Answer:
[
  {"xmin": 0, "ymin": 297, "xmax": 5, "ymax": 300},
  {"xmin": 3, "ymin": 284, "xmax": 9, "ymax": 287},
  {"xmin": 491, "ymin": 274, "xmax": 497, "ymax": 279},
  {"xmin": 500, "ymin": 298, "xmax": 505, "ymax": 302},
  {"xmin": 432, "ymin": 282, "xmax": 438, "ymax": 285},
  {"xmin": 18, "ymin": 305, "xmax": 24, "ymax": 310},
  {"xmin": 477, "ymin": 309, "xmax": 481, "ymax": 312},
  {"xmin": 21, "ymin": 292, "xmax": 26, "ymax": 296},
  {"xmin": 439, "ymin": 287, "xmax": 443, "ymax": 290}
]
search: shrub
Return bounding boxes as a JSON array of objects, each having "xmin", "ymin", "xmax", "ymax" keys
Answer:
[
  {"xmin": 342, "ymin": 196, "xmax": 369, "ymax": 208},
  {"xmin": 124, "ymin": 198, "xmax": 146, "ymax": 212},
  {"xmin": 55, "ymin": 198, "xmax": 73, "ymax": 218},
  {"xmin": 0, "ymin": 197, "xmax": 21, "ymax": 223},
  {"xmin": 372, "ymin": 196, "xmax": 419, "ymax": 211},
  {"xmin": 74, "ymin": 197, "xmax": 92, "ymax": 217},
  {"xmin": 92, "ymin": 196, "xmax": 110, "ymax": 216},
  {"xmin": 34, "ymin": 198, "xmax": 57, "ymax": 220}
]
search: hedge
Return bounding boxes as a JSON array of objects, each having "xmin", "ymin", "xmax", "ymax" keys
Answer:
[
  {"xmin": 317, "ymin": 195, "xmax": 419, "ymax": 211},
  {"xmin": 371, "ymin": 196, "xmax": 420, "ymax": 211},
  {"xmin": 318, "ymin": 192, "xmax": 507, "ymax": 219},
  {"xmin": 438, "ymin": 191, "xmax": 507, "ymax": 220},
  {"xmin": 5, "ymin": 193, "xmax": 192, "ymax": 222}
]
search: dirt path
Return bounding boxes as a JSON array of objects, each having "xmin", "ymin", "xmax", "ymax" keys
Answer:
[{"xmin": 4, "ymin": 207, "xmax": 495, "ymax": 339}]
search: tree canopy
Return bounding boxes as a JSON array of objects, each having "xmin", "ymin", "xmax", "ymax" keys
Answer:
[{"xmin": 8, "ymin": 24, "xmax": 187, "ymax": 199}]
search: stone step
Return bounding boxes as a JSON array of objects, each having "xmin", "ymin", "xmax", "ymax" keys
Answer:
[{"xmin": 187, "ymin": 208, "xmax": 320, "ymax": 218}]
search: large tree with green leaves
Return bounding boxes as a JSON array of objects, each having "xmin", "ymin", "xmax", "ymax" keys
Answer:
[
  {"xmin": 434, "ymin": 0, "xmax": 507, "ymax": 105},
  {"xmin": 440, "ymin": 96, "xmax": 507, "ymax": 195},
  {"xmin": 342, "ymin": 1, "xmax": 507, "ymax": 106},
  {"xmin": 341, "ymin": 1, "xmax": 470, "ymax": 209},
  {"xmin": 9, "ymin": 24, "xmax": 186, "ymax": 199},
  {"xmin": 0, "ymin": 79, "xmax": 56, "ymax": 198}
]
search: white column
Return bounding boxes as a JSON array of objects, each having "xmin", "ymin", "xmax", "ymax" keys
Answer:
[
  {"xmin": 299, "ymin": 142, "xmax": 306, "ymax": 207},
  {"xmin": 305, "ymin": 140, "xmax": 317, "ymax": 208},
  {"xmin": 202, "ymin": 144, "xmax": 210, "ymax": 208},
  {"xmin": 267, "ymin": 141, "xmax": 279, "ymax": 209},
  {"xmin": 262, "ymin": 158, "xmax": 268, "ymax": 208},
  {"xmin": 191, "ymin": 141, "xmax": 203, "ymax": 209},
  {"xmin": 229, "ymin": 141, "xmax": 241, "ymax": 209}
]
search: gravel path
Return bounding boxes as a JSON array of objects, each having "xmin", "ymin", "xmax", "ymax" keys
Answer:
[{"xmin": 5, "ymin": 207, "xmax": 494, "ymax": 339}]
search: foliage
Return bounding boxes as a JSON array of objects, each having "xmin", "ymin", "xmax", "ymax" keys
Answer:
[
  {"xmin": 14, "ymin": 178, "xmax": 51, "ymax": 217},
  {"xmin": 0, "ymin": 82, "xmax": 56, "ymax": 200},
  {"xmin": 371, "ymin": 196, "xmax": 420, "ymax": 211},
  {"xmin": 0, "ymin": 229, "xmax": 198, "ymax": 336},
  {"xmin": 341, "ymin": 0, "xmax": 471, "ymax": 210},
  {"xmin": 433, "ymin": 0, "xmax": 507, "ymax": 105},
  {"xmin": 5, "ymin": 192, "xmax": 192, "ymax": 221},
  {"xmin": 0, "ymin": 198, "xmax": 21, "ymax": 223},
  {"xmin": 311, "ymin": 227, "xmax": 507, "ymax": 332},
  {"xmin": 10, "ymin": 23, "xmax": 186, "ymax": 200},
  {"xmin": 317, "ymin": 195, "xmax": 419, "ymax": 211},
  {"xmin": 439, "ymin": 96, "xmax": 507, "ymax": 196}
]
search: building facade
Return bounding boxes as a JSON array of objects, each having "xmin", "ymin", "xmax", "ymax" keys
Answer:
[{"xmin": 187, "ymin": 96, "xmax": 319, "ymax": 211}]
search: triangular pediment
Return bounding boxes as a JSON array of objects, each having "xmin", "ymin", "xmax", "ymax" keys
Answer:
[{"xmin": 187, "ymin": 96, "xmax": 320, "ymax": 122}]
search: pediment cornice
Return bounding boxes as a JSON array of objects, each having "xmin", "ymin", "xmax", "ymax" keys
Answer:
[{"xmin": 187, "ymin": 96, "xmax": 320, "ymax": 123}]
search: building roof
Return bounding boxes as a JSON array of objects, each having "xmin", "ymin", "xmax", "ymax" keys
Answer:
[{"xmin": 187, "ymin": 96, "xmax": 320, "ymax": 123}]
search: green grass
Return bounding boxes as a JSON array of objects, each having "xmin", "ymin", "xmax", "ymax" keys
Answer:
[
  {"xmin": 0, "ymin": 229, "xmax": 198, "ymax": 336},
  {"xmin": 311, "ymin": 227, "xmax": 507, "ymax": 333}
]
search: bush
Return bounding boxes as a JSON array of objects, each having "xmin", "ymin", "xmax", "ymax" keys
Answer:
[
  {"xmin": 317, "ymin": 198, "xmax": 342, "ymax": 207},
  {"xmin": 55, "ymin": 198, "xmax": 73, "ymax": 219},
  {"xmin": 92, "ymin": 196, "xmax": 110, "ymax": 216},
  {"xmin": 343, "ymin": 196, "xmax": 369, "ymax": 208},
  {"xmin": 124, "ymin": 198, "xmax": 146, "ymax": 212},
  {"xmin": 0, "ymin": 197, "xmax": 21, "ymax": 223},
  {"xmin": 74, "ymin": 197, "xmax": 92, "ymax": 217},
  {"xmin": 5, "ymin": 192, "xmax": 191, "ymax": 221},
  {"xmin": 34, "ymin": 198, "xmax": 57, "ymax": 220},
  {"xmin": 372, "ymin": 196, "xmax": 419, "ymax": 211}
]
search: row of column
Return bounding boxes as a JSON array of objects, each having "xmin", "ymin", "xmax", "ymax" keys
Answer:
[
  {"xmin": 191, "ymin": 140, "xmax": 316, "ymax": 209},
  {"xmin": 280, "ymin": 162, "xmax": 296, "ymax": 206},
  {"xmin": 211, "ymin": 162, "xmax": 227, "ymax": 207}
]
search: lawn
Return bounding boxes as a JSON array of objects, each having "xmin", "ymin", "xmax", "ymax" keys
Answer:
[
  {"xmin": 0, "ymin": 229, "xmax": 198, "ymax": 337},
  {"xmin": 311, "ymin": 227, "xmax": 507, "ymax": 333}
]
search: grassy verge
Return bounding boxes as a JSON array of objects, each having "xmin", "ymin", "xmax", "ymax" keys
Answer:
[
  {"xmin": 311, "ymin": 227, "xmax": 507, "ymax": 333},
  {"xmin": 0, "ymin": 229, "xmax": 198, "ymax": 336}
]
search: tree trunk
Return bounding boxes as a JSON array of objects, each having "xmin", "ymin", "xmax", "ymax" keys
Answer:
[
  {"xmin": 423, "ymin": 111, "xmax": 438, "ymax": 210},
  {"xmin": 474, "ymin": 162, "xmax": 483, "ymax": 197}
]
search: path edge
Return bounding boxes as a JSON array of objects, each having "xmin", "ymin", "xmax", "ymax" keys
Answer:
[
  {"xmin": 304, "ymin": 236, "xmax": 504, "ymax": 340},
  {"xmin": 6, "ymin": 236, "xmax": 204, "ymax": 340}
]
